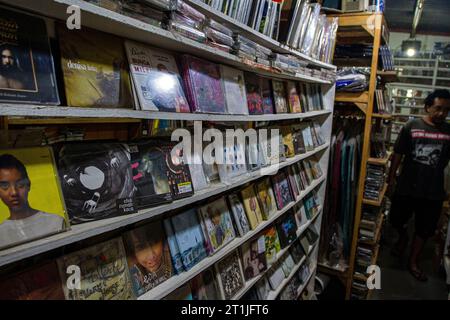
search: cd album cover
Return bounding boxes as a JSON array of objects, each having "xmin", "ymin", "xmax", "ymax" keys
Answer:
[
  {"xmin": 163, "ymin": 218, "xmax": 185, "ymax": 274},
  {"xmin": 57, "ymin": 238, "xmax": 135, "ymax": 300},
  {"xmin": 241, "ymin": 184, "xmax": 264, "ymax": 230},
  {"xmin": 0, "ymin": 8, "xmax": 59, "ymax": 104},
  {"xmin": 58, "ymin": 24, "xmax": 132, "ymax": 108},
  {"xmin": 263, "ymin": 226, "xmax": 281, "ymax": 265},
  {"xmin": 0, "ymin": 147, "xmax": 68, "ymax": 250},
  {"xmin": 244, "ymin": 72, "xmax": 263, "ymax": 115},
  {"xmin": 181, "ymin": 54, "xmax": 226, "ymax": 114},
  {"xmin": 277, "ymin": 213, "xmax": 298, "ymax": 248},
  {"xmin": 261, "ymin": 77, "xmax": 274, "ymax": 114},
  {"xmin": 227, "ymin": 193, "xmax": 251, "ymax": 237},
  {"xmin": 241, "ymin": 235, "xmax": 267, "ymax": 280},
  {"xmin": 0, "ymin": 262, "xmax": 65, "ymax": 300},
  {"xmin": 272, "ymin": 171, "xmax": 294, "ymax": 210},
  {"xmin": 272, "ymin": 80, "xmax": 288, "ymax": 113},
  {"xmin": 56, "ymin": 143, "xmax": 135, "ymax": 224},
  {"xmin": 125, "ymin": 40, "xmax": 190, "ymax": 112},
  {"xmin": 198, "ymin": 197, "xmax": 236, "ymax": 254},
  {"xmin": 170, "ymin": 208, "xmax": 208, "ymax": 270},
  {"xmin": 123, "ymin": 220, "xmax": 174, "ymax": 296},
  {"xmin": 215, "ymin": 250, "xmax": 245, "ymax": 299},
  {"xmin": 218, "ymin": 140, "xmax": 247, "ymax": 184},
  {"xmin": 129, "ymin": 142, "xmax": 172, "ymax": 209},
  {"xmin": 286, "ymin": 81, "xmax": 302, "ymax": 113},
  {"xmin": 255, "ymin": 178, "xmax": 277, "ymax": 220},
  {"xmin": 190, "ymin": 268, "xmax": 221, "ymax": 300},
  {"xmin": 220, "ymin": 65, "xmax": 248, "ymax": 115},
  {"xmin": 161, "ymin": 143, "xmax": 194, "ymax": 199}
]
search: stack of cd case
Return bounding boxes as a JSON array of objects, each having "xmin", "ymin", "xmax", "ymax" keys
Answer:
[
  {"xmin": 166, "ymin": 0, "xmax": 207, "ymax": 43},
  {"xmin": 363, "ymin": 164, "xmax": 386, "ymax": 201},
  {"xmin": 205, "ymin": 19, "xmax": 234, "ymax": 53},
  {"xmin": 232, "ymin": 34, "xmax": 272, "ymax": 62}
]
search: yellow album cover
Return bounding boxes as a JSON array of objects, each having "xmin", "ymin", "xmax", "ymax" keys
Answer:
[
  {"xmin": 240, "ymin": 185, "xmax": 263, "ymax": 230},
  {"xmin": 281, "ymin": 126, "xmax": 296, "ymax": 158},
  {"xmin": 0, "ymin": 147, "xmax": 68, "ymax": 249},
  {"xmin": 57, "ymin": 24, "xmax": 132, "ymax": 108}
]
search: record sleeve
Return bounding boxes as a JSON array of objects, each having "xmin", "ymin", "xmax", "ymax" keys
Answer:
[
  {"xmin": 57, "ymin": 238, "xmax": 135, "ymax": 300},
  {"xmin": 287, "ymin": 166, "xmax": 300, "ymax": 199},
  {"xmin": 161, "ymin": 143, "xmax": 194, "ymax": 199},
  {"xmin": 244, "ymin": 72, "xmax": 263, "ymax": 115},
  {"xmin": 0, "ymin": 261, "xmax": 64, "ymax": 300},
  {"xmin": 190, "ymin": 268, "xmax": 222, "ymax": 300},
  {"xmin": 220, "ymin": 65, "xmax": 249, "ymax": 115},
  {"xmin": 123, "ymin": 220, "xmax": 174, "ymax": 296},
  {"xmin": 0, "ymin": 8, "xmax": 60, "ymax": 104},
  {"xmin": 246, "ymin": 138, "xmax": 261, "ymax": 171},
  {"xmin": 281, "ymin": 126, "xmax": 296, "ymax": 158},
  {"xmin": 57, "ymin": 24, "xmax": 132, "ymax": 108},
  {"xmin": 57, "ymin": 143, "xmax": 135, "ymax": 224},
  {"xmin": 241, "ymin": 184, "xmax": 264, "ymax": 230},
  {"xmin": 181, "ymin": 54, "xmax": 227, "ymax": 114},
  {"xmin": 124, "ymin": 41, "xmax": 190, "ymax": 112},
  {"xmin": 218, "ymin": 138, "xmax": 248, "ymax": 184},
  {"xmin": 255, "ymin": 178, "xmax": 277, "ymax": 220},
  {"xmin": 198, "ymin": 197, "xmax": 236, "ymax": 254},
  {"xmin": 263, "ymin": 226, "xmax": 281, "ymax": 264},
  {"xmin": 293, "ymin": 126, "xmax": 307, "ymax": 154},
  {"xmin": 286, "ymin": 81, "xmax": 302, "ymax": 113},
  {"xmin": 272, "ymin": 80, "xmax": 289, "ymax": 113},
  {"xmin": 0, "ymin": 147, "xmax": 68, "ymax": 249},
  {"xmin": 215, "ymin": 250, "xmax": 245, "ymax": 299},
  {"xmin": 170, "ymin": 208, "xmax": 208, "ymax": 270},
  {"xmin": 261, "ymin": 77, "xmax": 275, "ymax": 114},
  {"xmin": 271, "ymin": 171, "xmax": 294, "ymax": 210},
  {"xmin": 227, "ymin": 193, "xmax": 251, "ymax": 237},
  {"xmin": 129, "ymin": 142, "xmax": 172, "ymax": 209},
  {"xmin": 241, "ymin": 235, "xmax": 267, "ymax": 280},
  {"xmin": 163, "ymin": 218, "xmax": 185, "ymax": 274}
]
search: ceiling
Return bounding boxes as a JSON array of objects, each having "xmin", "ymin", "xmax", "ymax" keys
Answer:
[{"xmin": 385, "ymin": 0, "xmax": 450, "ymax": 35}]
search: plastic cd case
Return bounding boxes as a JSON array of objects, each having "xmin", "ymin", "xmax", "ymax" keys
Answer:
[
  {"xmin": 169, "ymin": 21, "xmax": 207, "ymax": 43},
  {"xmin": 205, "ymin": 27, "xmax": 235, "ymax": 47},
  {"xmin": 208, "ymin": 18, "xmax": 234, "ymax": 37},
  {"xmin": 173, "ymin": 0, "xmax": 205, "ymax": 22}
]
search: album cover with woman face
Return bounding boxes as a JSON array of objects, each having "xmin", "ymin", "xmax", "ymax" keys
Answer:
[
  {"xmin": 286, "ymin": 81, "xmax": 302, "ymax": 113},
  {"xmin": 57, "ymin": 238, "xmax": 135, "ymax": 300},
  {"xmin": 56, "ymin": 143, "xmax": 135, "ymax": 224},
  {"xmin": 129, "ymin": 142, "xmax": 172, "ymax": 209},
  {"xmin": 0, "ymin": 147, "xmax": 68, "ymax": 250},
  {"xmin": 227, "ymin": 193, "xmax": 250, "ymax": 237},
  {"xmin": 272, "ymin": 80, "xmax": 288, "ymax": 114},
  {"xmin": 241, "ymin": 235, "xmax": 267, "ymax": 281},
  {"xmin": 122, "ymin": 220, "xmax": 174, "ymax": 296}
]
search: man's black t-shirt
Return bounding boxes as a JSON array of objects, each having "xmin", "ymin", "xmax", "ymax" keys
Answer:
[{"xmin": 394, "ymin": 118, "xmax": 450, "ymax": 200}]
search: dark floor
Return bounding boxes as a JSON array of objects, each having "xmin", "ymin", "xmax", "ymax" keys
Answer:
[{"xmin": 370, "ymin": 222, "xmax": 448, "ymax": 300}]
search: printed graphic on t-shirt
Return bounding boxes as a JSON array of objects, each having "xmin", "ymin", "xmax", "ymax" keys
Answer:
[{"xmin": 412, "ymin": 143, "xmax": 443, "ymax": 167}]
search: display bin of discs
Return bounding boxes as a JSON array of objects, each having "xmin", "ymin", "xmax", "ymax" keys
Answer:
[{"xmin": 363, "ymin": 164, "xmax": 386, "ymax": 202}]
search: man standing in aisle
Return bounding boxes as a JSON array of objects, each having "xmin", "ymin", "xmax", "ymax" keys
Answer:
[{"xmin": 388, "ymin": 89, "xmax": 450, "ymax": 281}]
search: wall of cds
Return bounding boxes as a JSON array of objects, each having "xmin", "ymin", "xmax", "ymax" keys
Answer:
[{"xmin": 0, "ymin": 0, "xmax": 336, "ymax": 300}]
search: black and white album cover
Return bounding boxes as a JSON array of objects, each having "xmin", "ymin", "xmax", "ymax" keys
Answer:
[{"xmin": 57, "ymin": 143, "xmax": 135, "ymax": 224}]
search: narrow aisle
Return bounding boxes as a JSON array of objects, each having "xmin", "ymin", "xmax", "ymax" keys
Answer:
[{"xmin": 371, "ymin": 223, "xmax": 448, "ymax": 300}]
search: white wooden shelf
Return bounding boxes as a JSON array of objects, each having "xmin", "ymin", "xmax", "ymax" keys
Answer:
[
  {"xmin": 0, "ymin": 104, "xmax": 332, "ymax": 121},
  {"xmin": 3, "ymin": 0, "xmax": 333, "ymax": 84},
  {"xmin": 232, "ymin": 209, "xmax": 322, "ymax": 300},
  {"xmin": 185, "ymin": 0, "xmax": 336, "ymax": 71},
  {"xmin": 0, "ymin": 143, "xmax": 329, "ymax": 268},
  {"xmin": 295, "ymin": 265, "xmax": 317, "ymax": 299},
  {"xmin": 138, "ymin": 176, "xmax": 325, "ymax": 300}
]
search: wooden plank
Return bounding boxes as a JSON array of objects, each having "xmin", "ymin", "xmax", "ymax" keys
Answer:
[
  {"xmin": 335, "ymin": 92, "xmax": 369, "ymax": 104},
  {"xmin": 362, "ymin": 183, "xmax": 388, "ymax": 207},
  {"xmin": 367, "ymin": 151, "xmax": 392, "ymax": 166},
  {"xmin": 372, "ymin": 113, "xmax": 393, "ymax": 120}
]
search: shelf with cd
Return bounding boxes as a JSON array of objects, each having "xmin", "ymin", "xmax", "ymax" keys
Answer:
[
  {"xmin": 3, "ymin": 0, "xmax": 334, "ymax": 85},
  {"xmin": 0, "ymin": 143, "xmax": 328, "ymax": 268},
  {"xmin": 138, "ymin": 177, "xmax": 325, "ymax": 300},
  {"xmin": 362, "ymin": 183, "xmax": 388, "ymax": 207},
  {"xmin": 335, "ymin": 91, "xmax": 370, "ymax": 104},
  {"xmin": 232, "ymin": 208, "xmax": 323, "ymax": 300},
  {"xmin": 0, "ymin": 104, "xmax": 332, "ymax": 122},
  {"xmin": 184, "ymin": 0, "xmax": 336, "ymax": 71},
  {"xmin": 296, "ymin": 264, "xmax": 317, "ymax": 300}
]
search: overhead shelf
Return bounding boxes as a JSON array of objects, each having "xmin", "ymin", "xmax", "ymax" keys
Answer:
[
  {"xmin": 367, "ymin": 151, "xmax": 392, "ymax": 166},
  {"xmin": 0, "ymin": 104, "xmax": 332, "ymax": 122}
]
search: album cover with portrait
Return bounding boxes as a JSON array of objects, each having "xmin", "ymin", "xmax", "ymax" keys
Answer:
[
  {"xmin": 0, "ymin": 147, "xmax": 68, "ymax": 250},
  {"xmin": 261, "ymin": 77, "xmax": 274, "ymax": 114},
  {"xmin": 215, "ymin": 250, "xmax": 245, "ymax": 300},
  {"xmin": 227, "ymin": 193, "xmax": 251, "ymax": 237},
  {"xmin": 272, "ymin": 80, "xmax": 288, "ymax": 113},
  {"xmin": 241, "ymin": 184, "xmax": 264, "ymax": 230},
  {"xmin": 271, "ymin": 171, "xmax": 294, "ymax": 210},
  {"xmin": 0, "ymin": 261, "xmax": 64, "ymax": 300},
  {"xmin": 170, "ymin": 208, "xmax": 208, "ymax": 270},
  {"xmin": 281, "ymin": 126, "xmax": 296, "ymax": 158},
  {"xmin": 244, "ymin": 72, "xmax": 263, "ymax": 115},
  {"xmin": 56, "ymin": 143, "xmax": 135, "ymax": 224},
  {"xmin": 286, "ymin": 81, "xmax": 302, "ymax": 113},
  {"xmin": 0, "ymin": 8, "xmax": 59, "ymax": 104},
  {"xmin": 161, "ymin": 143, "xmax": 194, "ymax": 199},
  {"xmin": 181, "ymin": 54, "xmax": 226, "ymax": 114},
  {"xmin": 122, "ymin": 220, "xmax": 174, "ymax": 296},
  {"xmin": 128, "ymin": 141, "xmax": 173, "ymax": 209},
  {"xmin": 255, "ymin": 178, "xmax": 277, "ymax": 220},
  {"xmin": 198, "ymin": 197, "xmax": 236, "ymax": 254},
  {"xmin": 57, "ymin": 237, "xmax": 135, "ymax": 300},
  {"xmin": 57, "ymin": 24, "xmax": 132, "ymax": 108},
  {"xmin": 220, "ymin": 65, "xmax": 248, "ymax": 115},
  {"xmin": 125, "ymin": 40, "xmax": 190, "ymax": 112},
  {"xmin": 241, "ymin": 235, "xmax": 267, "ymax": 281},
  {"xmin": 190, "ymin": 268, "xmax": 222, "ymax": 300}
]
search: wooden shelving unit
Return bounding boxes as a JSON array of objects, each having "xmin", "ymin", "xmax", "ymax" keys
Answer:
[
  {"xmin": 368, "ymin": 151, "xmax": 392, "ymax": 166},
  {"xmin": 325, "ymin": 12, "xmax": 391, "ymax": 299}
]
